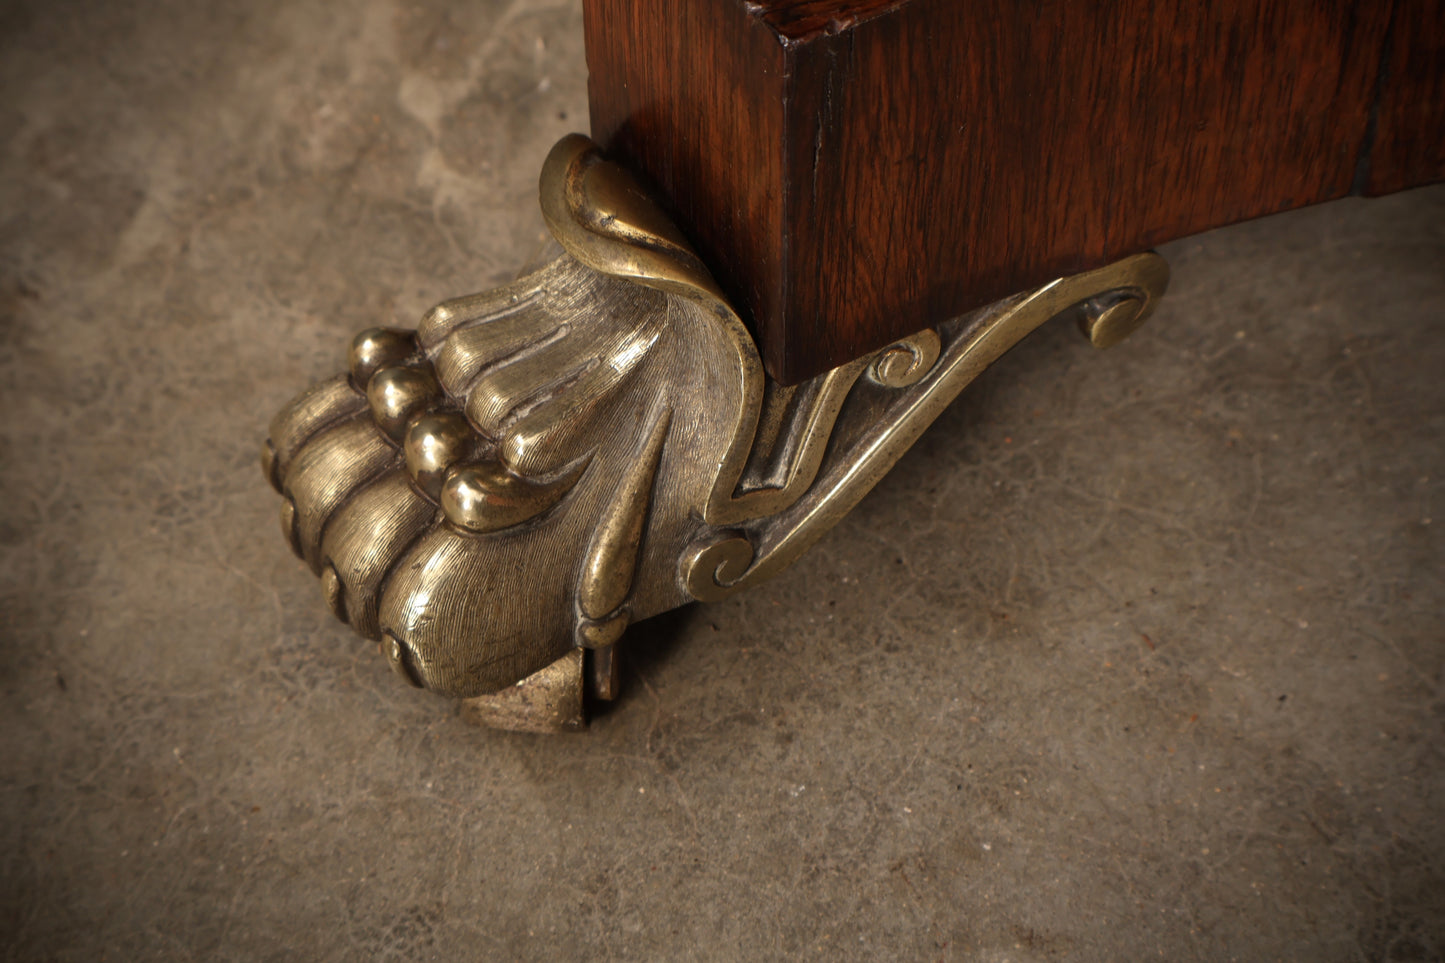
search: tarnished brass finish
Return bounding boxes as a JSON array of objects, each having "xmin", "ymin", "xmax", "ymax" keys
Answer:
[
  {"xmin": 263, "ymin": 134, "xmax": 1170, "ymax": 731},
  {"xmin": 589, "ymin": 644, "xmax": 622, "ymax": 703},
  {"xmin": 459, "ymin": 649, "xmax": 586, "ymax": 734}
]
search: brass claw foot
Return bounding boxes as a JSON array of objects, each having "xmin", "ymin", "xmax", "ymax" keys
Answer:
[{"xmin": 263, "ymin": 134, "xmax": 1170, "ymax": 732}]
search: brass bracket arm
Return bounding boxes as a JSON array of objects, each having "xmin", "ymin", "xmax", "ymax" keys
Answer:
[{"xmin": 262, "ymin": 134, "xmax": 1170, "ymax": 732}]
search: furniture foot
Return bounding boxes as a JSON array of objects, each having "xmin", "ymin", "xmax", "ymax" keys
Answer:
[{"xmin": 262, "ymin": 134, "xmax": 1170, "ymax": 732}]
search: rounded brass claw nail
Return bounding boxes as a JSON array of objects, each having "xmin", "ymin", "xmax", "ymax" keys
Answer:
[
  {"xmin": 349, "ymin": 328, "xmax": 417, "ymax": 390},
  {"xmin": 383, "ymin": 633, "xmax": 423, "ymax": 688},
  {"xmin": 367, "ymin": 365, "xmax": 441, "ymax": 441},
  {"xmin": 404, "ymin": 411, "xmax": 475, "ymax": 501},
  {"xmin": 321, "ymin": 563, "xmax": 347, "ymax": 623},
  {"xmin": 440, "ymin": 458, "xmax": 585, "ymax": 533}
]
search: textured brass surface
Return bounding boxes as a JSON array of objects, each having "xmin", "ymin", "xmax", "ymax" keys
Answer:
[
  {"xmin": 263, "ymin": 134, "xmax": 1170, "ymax": 731},
  {"xmin": 458, "ymin": 649, "xmax": 586, "ymax": 734}
]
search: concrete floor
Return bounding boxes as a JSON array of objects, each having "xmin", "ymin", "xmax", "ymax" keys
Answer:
[{"xmin": 2, "ymin": 0, "xmax": 1443, "ymax": 960}]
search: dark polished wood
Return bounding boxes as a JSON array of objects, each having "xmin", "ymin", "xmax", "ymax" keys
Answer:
[
  {"xmin": 1365, "ymin": 1, "xmax": 1445, "ymax": 195},
  {"xmin": 586, "ymin": 0, "xmax": 1443, "ymax": 384}
]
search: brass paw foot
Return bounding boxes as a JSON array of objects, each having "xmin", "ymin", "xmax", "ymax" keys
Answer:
[{"xmin": 262, "ymin": 134, "xmax": 1170, "ymax": 732}]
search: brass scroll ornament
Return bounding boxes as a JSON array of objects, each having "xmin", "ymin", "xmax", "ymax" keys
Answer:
[{"xmin": 263, "ymin": 134, "xmax": 1169, "ymax": 731}]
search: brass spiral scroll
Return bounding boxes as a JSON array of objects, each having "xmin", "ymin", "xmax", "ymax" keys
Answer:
[{"xmin": 682, "ymin": 253, "xmax": 1170, "ymax": 603}]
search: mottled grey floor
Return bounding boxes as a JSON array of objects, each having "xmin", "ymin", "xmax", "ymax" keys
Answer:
[{"xmin": 2, "ymin": 1, "xmax": 1443, "ymax": 960}]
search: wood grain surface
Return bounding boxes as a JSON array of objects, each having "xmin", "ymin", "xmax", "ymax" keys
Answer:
[
  {"xmin": 586, "ymin": 0, "xmax": 1443, "ymax": 384},
  {"xmin": 1364, "ymin": 0, "xmax": 1445, "ymax": 195}
]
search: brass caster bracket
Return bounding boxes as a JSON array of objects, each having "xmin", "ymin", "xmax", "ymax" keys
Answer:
[{"xmin": 262, "ymin": 134, "xmax": 1170, "ymax": 732}]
